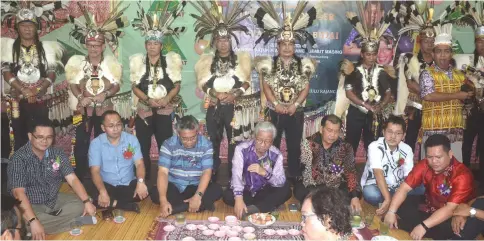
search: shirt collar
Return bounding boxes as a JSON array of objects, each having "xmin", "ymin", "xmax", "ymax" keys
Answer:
[
  {"xmin": 100, "ymin": 132, "xmax": 126, "ymax": 146},
  {"xmin": 26, "ymin": 142, "xmax": 50, "ymax": 161},
  {"xmin": 382, "ymin": 137, "xmax": 399, "ymax": 154},
  {"xmin": 434, "ymin": 64, "xmax": 453, "ymax": 73}
]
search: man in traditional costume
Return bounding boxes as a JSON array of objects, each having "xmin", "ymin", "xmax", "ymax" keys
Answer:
[
  {"xmin": 418, "ymin": 23, "xmax": 474, "ymax": 162},
  {"xmin": 253, "ymin": 1, "xmax": 319, "ymax": 179},
  {"xmin": 334, "ymin": 4, "xmax": 396, "ymax": 154},
  {"xmin": 394, "ymin": 1, "xmax": 436, "ymax": 153},
  {"xmin": 190, "ymin": 1, "xmax": 253, "ymax": 180},
  {"xmin": 130, "ymin": 1, "xmax": 185, "ymax": 181},
  {"xmin": 66, "ymin": 2, "xmax": 128, "ymax": 179},
  {"xmin": 1, "ymin": 1, "xmax": 65, "ymax": 150},
  {"xmin": 454, "ymin": 2, "xmax": 484, "ymax": 191}
]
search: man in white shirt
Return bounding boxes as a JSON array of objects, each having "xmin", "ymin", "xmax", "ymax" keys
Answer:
[{"xmin": 361, "ymin": 115, "xmax": 424, "ymax": 215}]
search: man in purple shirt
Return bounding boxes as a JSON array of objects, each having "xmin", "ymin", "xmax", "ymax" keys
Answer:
[{"xmin": 222, "ymin": 122, "xmax": 290, "ymax": 219}]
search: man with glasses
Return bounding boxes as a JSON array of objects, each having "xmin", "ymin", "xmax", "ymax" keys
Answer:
[
  {"xmin": 150, "ymin": 115, "xmax": 222, "ymax": 217},
  {"xmin": 83, "ymin": 110, "xmax": 148, "ymax": 217},
  {"xmin": 361, "ymin": 115, "xmax": 423, "ymax": 214},
  {"xmin": 7, "ymin": 119, "xmax": 96, "ymax": 239},
  {"xmin": 1, "ymin": 194, "xmax": 22, "ymax": 240},
  {"xmin": 222, "ymin": 121, "xmax": 291, "ymax": 219},
  {"xmin": 66, "ymin": 3, "xmax": 127, "ymax": 180},
  {"xmin": 296, "ymin": 114, "xmax": 362, "ymax": 213}
]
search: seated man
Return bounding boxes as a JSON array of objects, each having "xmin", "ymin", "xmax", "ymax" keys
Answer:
[
  {"xmin": 384, "ymin": 134, "xmax": 475, "ymax": 240},
  {"xmin": 452, "ymin": 196, "xmax": 484, "ymax": 240},
  {"xmin": 7, "ymin": 119, "xmax": 96, "ymax": 239},
  {"xmin": 1, "ymin": 195, "xmax": 22, "ymax": 240},
  {"xmin": 84, "ymin": 110, "xmax": 149, "ymax": 214},
  {"xmin": 223, "ymin": 122, "xmax": 291, "ymax": 219},
  {"xmin": 295, "ymin": 114, "xmax": 362, "ymax": 212},
  {"xmin": 361, "ymin": 115, "xmax": 424, "ymax": 214},
  {"xmin": 150, "ymin": 115, "xmax": 222, "ymax": 217}
]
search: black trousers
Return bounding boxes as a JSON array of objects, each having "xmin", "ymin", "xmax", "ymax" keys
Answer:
[
  {"xmin": 404, "ymin": 108, "xmax": 422, "ymax": 153},
  {"xmin": 462, "ymin": 110, "xmax": 484, "ymax": 167},
  {"xmin": 206, "ymin": 104, "xmax": 235, "ymax": 178},
  {"xmin": 452, "ymin": 198, "xmax": 484, "ymax": 240},
  {"xmin": 149, "ymin": 182, "xmax": 223, "ymax": 215},
  {"xmin": 345, "ymin": 106, "xmax": 380, "ymax": 154},
  {"xmin": 74, "ymin": 115, "xmax": 103, "ymax": 180},
  {"xmin": 396, "ymin": 195, "xmax": 483, "ymax": 240},
  {"xmin": 84, "ymin": 179, "xmax": 140, "ymax": 208},
  {"xmin": 222, "ymin": 182, "xmax": 291, "ymax": 213},
  {"xmin": 1, "ymin": 112, "xmax": 11, "ymax": 159},
  {"xmin": 269, "ymin": 109, "xmax": 304, "ymax": 177},
  {"xmin": 135, "ymin": 113, "xmax": 173, "ymax": 181},
  {"xmin": 11, "ymin": 100, "xmax": 49, "ymax": 150}
]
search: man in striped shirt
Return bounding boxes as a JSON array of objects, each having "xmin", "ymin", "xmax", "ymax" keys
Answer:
[{"xmin": 150, "ymin": 115, "xmax": 222, "ymax": 217}]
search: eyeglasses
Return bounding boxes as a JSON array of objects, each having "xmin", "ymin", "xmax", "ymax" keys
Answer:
[
  {"xmin": 31, "ymin": 134, "xmax": 54, "ymax": 142},
  {"xmin": 301, "ymin": 213, "xmax": 322, "ymax": 224},
  {"xmin": 385, "ymin": 130, "xmax": 404, "ymax": 137},
  {"xmin": 180, "ymin": 135, "xmax": 197, "ymax": 142},
  {"xmin": 104, "ymin": 123, "xmax": 123, "ymax": 129},
  {"xmin": 255, "ymin": 138, "xmax": 273, "ymax": 146}
]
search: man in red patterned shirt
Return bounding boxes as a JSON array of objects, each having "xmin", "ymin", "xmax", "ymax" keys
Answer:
[{"xmin": 384, "ymin": 134, "xmax": 475, "ymax": 240}]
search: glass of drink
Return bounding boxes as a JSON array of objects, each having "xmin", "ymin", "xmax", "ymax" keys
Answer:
[
  {"xmin": 350, "ymin": 210, "xmax": 361, "ymax": 228},
  {"xmin": 379, "ymin": 221, "xmax": 389, "ymax": 235},
  {"xmin": 113, "ymin": 209, "xmax": 125, "ymax": 223},
  {"xmin": 69, "ymin": 221, "xmax": 82, "ymax": 236},
  {"xmin": 271, "ymin": 211, "xmax": 280, "ymax": 221},
  {"xmin": 364, "ymin": 211, "xmax": 375, "ymax": 227},
  {"xmin": 175, "ymin": 213, "xmax": 186, "ymax": 226}
]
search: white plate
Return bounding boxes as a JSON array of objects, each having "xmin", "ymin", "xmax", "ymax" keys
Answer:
[
  {"xmin": 208, "ymin": 224, "xmax": 220, "ymax": 230},
  {"xmin": 276, "ymin": 229, "xmax": 288, "ymax": 236},
  {"xmin": 197, "ymin": 224, "xmax": 208, "ymax": 230},
  {"xmin": 182, "ymin": 237, "xmax": 195, "ymax": 241},
  {"xmin": 185, "ymin": 224, "xmax": 197, "ymax": 231},
  {"xmin": 264, "ymin": 229, "xmax": 276, "ymax": 235},
  {"xmin": 371, "ymin": 235, "xmax": 398, "ymax": 241},
  {"xmin": 202, "ymin": 229, "xmax": 215, "ymax": 236},
  {"xmin": 163, "ymin": 225, "xmax": 176, "ymax": 232},
  {"xmin": 243, "ymin": 232, "xmax": 256, "ymax": 240},
  {"xmin": 288, "ymin": 229, "xmax": 300, "ymax": 236},
  {"xmin": 208, "ymin": 216, "xmax": 220, "ymax": 223},
  {"xmin": 247, "ymin": 213, "xmax": 276, "ymax": 227},
  {"xmin": 243, "ymin": 226, "xmax": 255, "ymax": 233}
]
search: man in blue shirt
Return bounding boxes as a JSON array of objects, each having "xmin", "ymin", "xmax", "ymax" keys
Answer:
[
  {"xmin": 85, "ymin": 110, "xmax": 149, "ymax": 214},
  {"xmin": 150, "ymin": 115, "xmax": 222, "ymax": 217}
]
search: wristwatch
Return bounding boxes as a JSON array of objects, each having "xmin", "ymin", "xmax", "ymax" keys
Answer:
[
  {"xmin": 470, "ymin": 207, "xmax": 477, "ymax": 218},
  {"xmin": 197, "ymin": 191, "xmax": 203, "ymax": 197},
  {"xmin": 82, "ymin": 197, "xmax": 93, "ymax": 204},
  {"xmin": 138, "ymin": 178, "xmax": 144, "ymax": 183},
  {"xmin": 28, "ymin": 217, "xmax": 38, "ymax": 225}
]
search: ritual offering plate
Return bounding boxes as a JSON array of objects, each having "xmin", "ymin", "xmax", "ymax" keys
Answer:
[
  {"xmin": 248, "ymin": 213, "xmax": 276, "ymax": 227},
  {"xmin": 371, "ymin": 235, "xmax": 398, "ymax": 241}
]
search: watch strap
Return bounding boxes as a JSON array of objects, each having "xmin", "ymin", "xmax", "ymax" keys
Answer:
[
  {"xmin": 28, "ymin": 217, "xmax": 37, "ymax": 224},
  {"xmin": 197, "ymin": 191, "xmax": 203, "ymax": 197},
  {"xmin": 82, "ymin": 197, "xmax": 92, "ymax": 204}
]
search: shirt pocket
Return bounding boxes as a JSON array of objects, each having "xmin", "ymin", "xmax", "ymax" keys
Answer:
[{"xmin": 100, "ymin": 153, "xmax": 120, "ymax": 174}]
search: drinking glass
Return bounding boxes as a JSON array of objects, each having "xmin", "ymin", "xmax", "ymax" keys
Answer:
[
  {"xmin": 379, "ymin": 221, "xmax": 389, "ymax": 235},
  {"xmin": 70, "ymin": 221, "xmax": 82, "ymax": 235},
  {"xmin": 350, "ymin": 210, "xmax": 361, "ymax": 228},
  {"xmin": 113, "ymin": 209, "xmax": 125, "ymax": 223},
  {"xmin": 364, "ymin": 211, "xmax": 375, "ymax": 227},
  {"xmin": 175, "ymin": 213, "xmax": 186, "ymax": 226}
]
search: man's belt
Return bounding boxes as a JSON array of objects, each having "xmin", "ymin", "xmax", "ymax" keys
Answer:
[{"xmin": 350, "ymin": 103, "xmax": 369, "ymax": 114}]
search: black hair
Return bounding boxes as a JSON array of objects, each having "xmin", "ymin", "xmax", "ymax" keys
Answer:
[
  {"xmin": 137, "ymin": 50, "xmax": 168, "ymax": 93},
  {"xmin": 28, "ymin": 118, "xmax": 54, "ymax": 134},
  {"xmin": 175, "ymin": 115, "xmax": 199, "ymax": 131},
  {"xmin": 306, "ymin": 187, "xmax": 352, "ymax": 235},
  {"xmin": 424, "ymin": 134, "xmax": 451, "ymax": 153},
  {"xmin": 13, "ymin": 29, "xmax": 48, "ymax": 77},
  {"xmin": 211, "ymin": 49, "xmax": 237, "ymax": 75},
  {"xmin": 321, "ymin": 114, "xmax": 342, "ymax": 128},
  {"xmin": 101, "ymin": 110, "xmax": 122, "ymax": 124},
  {"xmin": 382, "ymin": 115, "xmax": 407, "ymax": 133}
]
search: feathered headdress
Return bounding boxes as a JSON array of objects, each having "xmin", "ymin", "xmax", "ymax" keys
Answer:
[
  {"xmin": 68, "ymin": 1, "xmax": 129, "ymax": 51},
  {"xmin": 346, "ymin": 1, "xmax": 397, "ymax": 53},
  {"xmin": 393, "ymin": 1, "xmax": 459, "ymax": 39},
  {"xmin": 454, "ymin": 1, "xmax": 484, "ymax": 38},
  {"xmin": 132, "ymin": 0, "xmax": 187, "ymax": 43},
  {"xmin": 434, "ymin": 23, "xmax": 453, "ymax": 47},
  {"xmin": 1, "ymin": 1, "xmax": 66, "ymax": 30},
  {"xmin": 189, "ymin": 1, "xmax": 250, "ymax": 47},
  {"xmin": 252, "ymin": 1, "xmax": 322, "ymax": 49}
]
